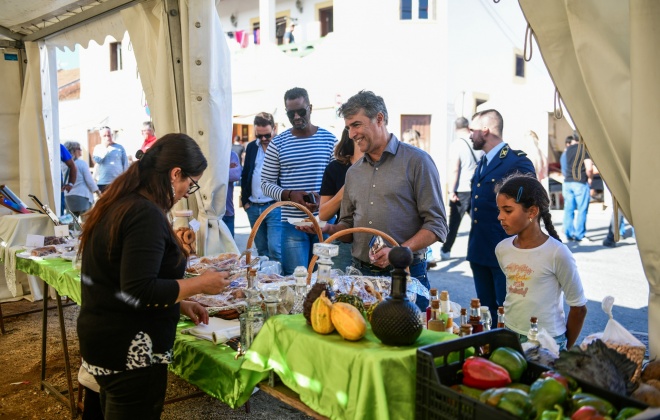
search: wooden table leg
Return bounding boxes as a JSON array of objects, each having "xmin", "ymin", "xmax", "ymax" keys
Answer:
[{"xmin": 0, "ymin": 299, "xmax": 5, "ymax": 334}]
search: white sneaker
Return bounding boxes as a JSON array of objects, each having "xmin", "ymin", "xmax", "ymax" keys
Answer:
[{"xmin": 440, "ymin": 251, "xmax": 451, "ymax": 260}]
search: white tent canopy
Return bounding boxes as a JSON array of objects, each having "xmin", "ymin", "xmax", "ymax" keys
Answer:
[
  {"xmin": 518, "ymin": 0, "xmax": 659, "ymax": 359},
  {"xmin": 1, "ymin": 0, "xmax": 237, "ymax": 257}
]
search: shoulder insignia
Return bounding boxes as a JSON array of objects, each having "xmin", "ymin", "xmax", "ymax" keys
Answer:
[{"xmin": 499, "ymin": 145, "xmax": 509, "ymax": 159}]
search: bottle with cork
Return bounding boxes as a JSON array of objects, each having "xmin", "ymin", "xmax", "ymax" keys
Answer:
[
  {"xmin": 426, "ymin": 288, "xmax": 439, "ymax": 327},
  {"xmin": 497, "ymin": 306, "xmax": 505, "ymax": 328},
  {"xmin": 527, "ymin": 316, "xmax": 540, "ymax": 346},
  {"xmin": 427, "ymin": 300, "xmax": 446, "ymax": 332},
  {"xmin": 469, "ymin": 298, "xmax": 483, "ymax": 333}
]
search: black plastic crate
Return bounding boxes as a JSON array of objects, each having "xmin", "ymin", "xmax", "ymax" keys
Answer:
[{"xmin": 416, "ymin": 329, "xmax": 647, "ymax": 420}]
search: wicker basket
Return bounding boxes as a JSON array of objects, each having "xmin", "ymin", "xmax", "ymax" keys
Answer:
[
  {"xmin": 306, "ymin": 227, "xmax": 399, "ymax": 283},
  {"xmin": 244, "ymin": 200, "xmax": 323, "ymax": 269}
]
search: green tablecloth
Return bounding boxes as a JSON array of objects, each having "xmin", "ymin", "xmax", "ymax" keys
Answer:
[
  {"xmin": 15, "ymin": 255, "xmax": 82, "ymax": 304},
  {"xmin": 171, "ymin": 320, "xmax": 269, "ymax": 408},
  {"xmin": 241, "ymin": 314, "xmax": 459, "ymax": 420}
]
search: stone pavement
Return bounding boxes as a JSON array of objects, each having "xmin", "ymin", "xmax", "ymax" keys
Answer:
[{"xmin": 232, "ymin": 196, "xmax": 648, "ymax": 344}]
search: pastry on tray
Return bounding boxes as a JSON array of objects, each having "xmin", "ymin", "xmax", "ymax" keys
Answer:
[{"xmin": 31, "ymin": 245, "xmax": 57, "ymax": 257}]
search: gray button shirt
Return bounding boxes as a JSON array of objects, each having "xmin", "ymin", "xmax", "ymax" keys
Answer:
[{"xmin": 339, "ymin": 134, "xmax": 448, "ymax": 262}]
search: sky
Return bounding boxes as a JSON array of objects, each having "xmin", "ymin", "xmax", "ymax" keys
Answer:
[{"xmin": 57, "ymin": 45, "xmax": 80, "ymax": 70}]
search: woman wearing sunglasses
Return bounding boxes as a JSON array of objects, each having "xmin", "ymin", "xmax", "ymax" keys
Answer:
[{"xmin": 77, "ymin": 133, "xmax": 231, "ymax": 419}]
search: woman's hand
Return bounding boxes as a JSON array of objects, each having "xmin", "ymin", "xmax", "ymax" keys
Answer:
[
  {"xmin": 180, "ymin": 300, "xmax": 209, "ymax": 325},
  {"xmin": 197, "ymin": 269, "xmax": 232, "ymax": 295}
]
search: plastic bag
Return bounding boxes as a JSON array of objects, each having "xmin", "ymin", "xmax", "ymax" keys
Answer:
[
  {"xmin": 520, "ymin": 328, "xmax": 559, "ymax": 358},
  {"xmin": 581, "ymin": 296, "xmax": 646, "ymax": 382}
]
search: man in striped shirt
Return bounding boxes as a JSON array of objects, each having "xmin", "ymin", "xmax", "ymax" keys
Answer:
[{"xmin": 261, "ymin": 87, "xmax": 337, "ymax": 275}]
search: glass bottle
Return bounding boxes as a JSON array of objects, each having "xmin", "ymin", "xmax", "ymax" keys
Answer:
[
  {"xmin": 290, "ymin": 266, "xmax": 308, "ymax": 314},
  {"xmin": 459, "ymin": 308, "xmax": 468, "ymax": 327},
  {"xmin": 173, "ymin": 209, "xmax": 197, "ymax": 255},
  {"xmin": 426, "ymin": 288, "xmax": 439, "ymax": 328},
  {"xmin": 239, "ymin": 268, "xmax": 263, "ymax": 350},
  {"xmin": 497, "ymin": 306, "xmax": 506, "ymax": 329},
  {"xmin": 480, "ymin": 306, "xmax": 492, "ymax": 331},
  {"xmin": 527, "ymin": 316, "xmax": 540, "ymax": 345},
  {"xmin": 313, "ymin": 243, "xmax": 339, "ymax": 285},
  {"xmin": 459, "ymin": 323, "xmax": 473, "ymax": 337},
  {"xmin": 440, "ymin": 290, "xmax": 450, "ymax": 314},
  {"xmin": 262, "ymin": 283, "xmax": 281, "ymax": 321},
  {"xmin": 427, "ymin": 300, "xmax": 445, "ymax": 332},
  {"xmin": 469, "ymin": 298, "xmax": 483, "ymax": 333}
]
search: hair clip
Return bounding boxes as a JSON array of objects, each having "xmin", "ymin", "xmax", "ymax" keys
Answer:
[{"xmin": 516, "ymin": 186, "xmax": 523, "ymax": 203}]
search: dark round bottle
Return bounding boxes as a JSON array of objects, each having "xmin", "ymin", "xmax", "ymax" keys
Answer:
[{"xmin": 370, "ymin": 247, "xmax": 423, "ymax": 346}]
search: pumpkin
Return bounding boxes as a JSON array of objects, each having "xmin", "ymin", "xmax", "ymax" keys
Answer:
[
  {"xmin": 303, "ymin": 282, "xmax": 333, "ymax": 325},
  {"xmin": 335, "ymin": 293, "xmax": 366, "ymax": 315},
  {"xmin": 331, "ymin": 302, "xmax": 367, "ymax": 341},
  {"xmin": 311, "ymin": 291, "xmax": 335, "ymax": 334},
  {"xmin": 365, "ymin": 301, "xmax": 380, "ymax": 322}
]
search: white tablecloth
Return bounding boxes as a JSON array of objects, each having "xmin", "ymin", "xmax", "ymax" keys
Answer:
[{"xmin": 0, "ymin": 213, "xmax": 54, "ymax": 297}]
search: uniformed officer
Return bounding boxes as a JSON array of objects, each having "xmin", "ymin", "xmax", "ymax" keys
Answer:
[{"xmin": 466, "ymin": 109, "xmax": 536, "ymax": 323}]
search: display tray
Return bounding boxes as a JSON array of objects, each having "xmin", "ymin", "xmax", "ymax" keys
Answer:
[
  {"xmin": 415, "ymin": 329, "xmax": 648, "ymax": 420},
  {"xmin": 286, "ymin": 217, "xmax": 327, "ymax": 228}
]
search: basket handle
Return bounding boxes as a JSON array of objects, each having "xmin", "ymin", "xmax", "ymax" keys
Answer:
[
  {"xmin": 306, "ymin": 227, "xmax": 399, "ymax": 283},
  {"xmin": 245, "ymin": 201, "xmax": 323, "ymax": 264}
]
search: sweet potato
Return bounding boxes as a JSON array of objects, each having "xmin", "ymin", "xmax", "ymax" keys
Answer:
[{"xmin": 642, "ymin": 360, "xmax": 660, "ymax": 382}]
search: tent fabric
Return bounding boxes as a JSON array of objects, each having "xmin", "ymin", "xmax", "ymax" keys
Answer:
[
  {"xmin": 122, "ymin": 0, "xmax": 237, "ymax": 255},
  {"xmin": 517, "ymin": 0, "xmax": 660, "ymax": 359}
]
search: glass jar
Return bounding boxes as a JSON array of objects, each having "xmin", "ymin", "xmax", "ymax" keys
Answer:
[{"xmin": 173, "ymin": 210, "xmax": 197, "ymax": 255}]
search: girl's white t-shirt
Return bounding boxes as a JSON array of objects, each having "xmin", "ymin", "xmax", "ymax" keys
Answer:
[{"xmin": 495, "ymin": 236, "xmax": 587, "ymax": 337}]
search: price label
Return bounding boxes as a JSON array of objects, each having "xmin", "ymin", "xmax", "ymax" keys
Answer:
[
  {"xmin": 189, "ymin": 219, "xmax": 201, "ymax": 233},
  {"xmin": 26, "ymin": 234, "xmax": 45, "ymax": 247},
  {"xmin": 54, "ymin": 225, "xmax": 70, "ymax": 237}
]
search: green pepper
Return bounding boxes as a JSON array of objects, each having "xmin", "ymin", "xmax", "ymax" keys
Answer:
[
  {"xmin": 450, "ymin": 384, "xmax": 484, "ymax": 400},
  {"xmin": 615, "ymin": 407, "xmax": 642, "ymax": 420},
  {"xmin": 540, "ymin": 370, "xmax": 577, "ymax": 392},
  {"xmin": 541, "ymin": 404, "xmax": 570, "ymax": 420},
  {"xmin": 490, "ymin": 347, "xmax": 528, "ymax": 382},
  {"xmin": 480, "ymin": 387, "xmax": 535, "ymax": 419},
  {"xmin": 572, "ymin": 393, "xmax": 617, "ymax": 417},
  {"xmin": 509, "ymin": 382, "xmax": 531, "ymax": 393},
  {"xmin": 530, "ymin": 378, "xmax": 567, "ymax": 419}
]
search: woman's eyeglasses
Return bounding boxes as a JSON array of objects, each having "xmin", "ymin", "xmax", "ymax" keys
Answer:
[
  {"xmin": 286, "ymin": 105, "xmax": 310, "ymax": 120},
  {"xmin": 183, "ymin": 173, "xmax": 200, "ymax": 194}
]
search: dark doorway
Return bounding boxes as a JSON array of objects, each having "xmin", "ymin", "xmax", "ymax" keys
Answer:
[{"xmin": 319, "ymin": 7, "xmax": 333, "ymax": 37}]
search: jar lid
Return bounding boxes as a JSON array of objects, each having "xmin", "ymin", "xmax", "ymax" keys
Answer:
[{"xmin": 174, "ymin": 210, "xmax": 193, "ymax": 217}]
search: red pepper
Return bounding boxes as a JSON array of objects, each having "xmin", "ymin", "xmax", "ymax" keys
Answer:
[
  {"xmin": 462, "ymin": 356, "xmax": 512, "ymax": 389},
  {"xmin": 571, "ymin": 406, "xmax": 607, "ymax": 420}
]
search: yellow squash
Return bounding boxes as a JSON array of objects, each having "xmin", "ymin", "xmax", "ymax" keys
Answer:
[
  {"xmin": 311, "ymin": 291, "xmax": 335, "ymax": 334},
  {"xmin": 331, "ymin": 302, "xmax": 367, "ymax": 341}
]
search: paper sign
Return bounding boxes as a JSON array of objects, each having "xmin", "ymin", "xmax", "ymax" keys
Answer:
[
  {"xmin": 54, "ymin": 225, "xmax": 70, "ymax": 237},
  {"xmin": 26, "ymin": 234, "xmax": 45, "ymax": 247},
  {"xmin": 189, "ymin": 219, "xmax": 201, "ymax": 233}
]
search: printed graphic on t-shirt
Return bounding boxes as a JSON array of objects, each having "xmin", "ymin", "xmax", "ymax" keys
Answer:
[{"xmin": 504, "ymin": 262, "xmax": 531, "ymax": 297}]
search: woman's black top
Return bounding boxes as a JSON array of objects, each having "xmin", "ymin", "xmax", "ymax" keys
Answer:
[
  {"xmin": 77, "ymin": 194, "xmax": 184, "ymax": 374},
  {"xmin": 320, "ymin": 159, "xmax": 351, "ymax": 222}
]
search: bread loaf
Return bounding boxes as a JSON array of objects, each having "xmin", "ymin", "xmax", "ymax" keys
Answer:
[{"xmin": 31, "ymin": 246, "xmax": 57, "ymax": 257}]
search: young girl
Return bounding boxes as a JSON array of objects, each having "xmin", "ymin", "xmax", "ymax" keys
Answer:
[{"xmin": 494, "ymin": 173, "xmax": 587, "ymax": 350}]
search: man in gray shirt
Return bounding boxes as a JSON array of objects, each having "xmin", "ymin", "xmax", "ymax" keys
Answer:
[
  {"xmin": 324, "ymin": 90, "xmax": 448, "ymax": 311},
  {"xmin": 440, "ymin": 117, "xmax": 483, "ymax": 260}
]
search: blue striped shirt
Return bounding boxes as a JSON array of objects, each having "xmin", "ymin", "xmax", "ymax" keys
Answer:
[{"xmin": 261, "ymin": 127, "xmax": 336, "ymax": 220}]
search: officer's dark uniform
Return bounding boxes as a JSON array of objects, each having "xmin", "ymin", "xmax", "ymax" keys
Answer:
[{"xmin": 467, "ymin": 143, "xmax": 536, "ymax": 322}]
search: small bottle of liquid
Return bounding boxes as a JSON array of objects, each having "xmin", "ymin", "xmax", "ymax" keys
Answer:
[
  {"xmin": 427, "ymin": 300, "xmax": 446, "ymax": 332},
  {"xmin": 426, "ymin": 288, "xmax": 439, "ymax": 328},
  {"xmin": 459, "ymin": 323, "xmax": 473, "ymax": 337},
  {"xmin": 497, "ymin": 306, "xmax": 505, "ymax": 329},
  {"xmin": 459, "ymin": 308, "xmax": 468, "ymax": 327},
  {"xmin": 527, "ymin": 316, "xmax": 540, "ymax": 345},
  {"xmin": 440, "ymin": 290, "xmax": 450, "ymax": 314},
  {"xmin": 469, "ymin": 298, "xmax": 483, "ymax": 333},
  {"xmin": 480, "ymin": 306, "xmax": 492, "ymax": 331}
]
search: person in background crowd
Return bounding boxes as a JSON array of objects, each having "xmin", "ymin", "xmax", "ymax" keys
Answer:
[
  {"xmin": 401, "ymin": 128, "xmax": 422, "ymax": 149},
  {"xmin": 60, "ymin": 143, "xmax": 78, "ymax": 215},
  {"xmin": 562, "ymin": 135, "xmax": 593, "ymax": 242},
  {"xmin": 322, "ymin": 90, "xmax": 448, "ymax": 312},
  {"xmin": 139, "ymin": 121, "xmax": 157, "ymax": 154},
  {"xmin": 223, "ymin": 151, "xmax": 242, "ymax": 237},
  {"xmin": 261, "ymin": 87, "xmax": 336, "ymax": 275},
  {"xmin": 523, "ymin": 130, "xmax": 548, "ymax": 181},
  {"xmin": 63, "ymin": 141, "xmax": 100, "ymax": 218},
  {"xmin": 495, "ymin": 173, "xmax": 587, "ymax": 350},
  {"xmin": 77, "ymin": 134, "xmax": 231, "ymax": 419},
  {"xmin": 560, "ymin": 135, "xmax": 573, "ymax": 178},
  {"xmin": 441, "ymin": 117, "xmax": 483, "ymax": 261},
  {"xmin": 319, "ymin": 129, "xmax": 364, "ymax": 272},
  {"xmin": 93, "ymin": 126, "xmax": 129, "ymax": 192},
  {"xmin": 241, "ymin": 112, "xmax": 282, "ymax": 261},
  {"xmin": 467, "ymin": 109, "xmax": 536, "ymax": 323},
  {"xmin": 231, "ymin": 135, "xmax": 246, "ymax": 166}
]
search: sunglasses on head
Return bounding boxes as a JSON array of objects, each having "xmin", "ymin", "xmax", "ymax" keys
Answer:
[
  {"xmin": 256, "ymin": 133, "xmax": 272, "ymax": 140},
  {"xmin": 286, "ymin": 105, "xmax": 310, "ymax": 120}
]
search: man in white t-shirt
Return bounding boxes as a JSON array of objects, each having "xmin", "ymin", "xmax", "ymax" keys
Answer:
[{"xmin": 441, "ymin": 117, "xmax": 483, "ymax": 260}]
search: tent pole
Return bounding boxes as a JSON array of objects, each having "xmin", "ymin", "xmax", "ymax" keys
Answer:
[{"xmin": 165, "ymin": 0, "xmax": 187, "ymax": 134}]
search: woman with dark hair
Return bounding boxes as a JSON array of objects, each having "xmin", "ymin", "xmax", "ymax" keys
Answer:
[
  {"xmin": 318, "ymin": 129, "xmax": 364, "ymax": 271},
  {"xmin": 77, "ymin": 133, "xmax": 231, "ymax": 419}
]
